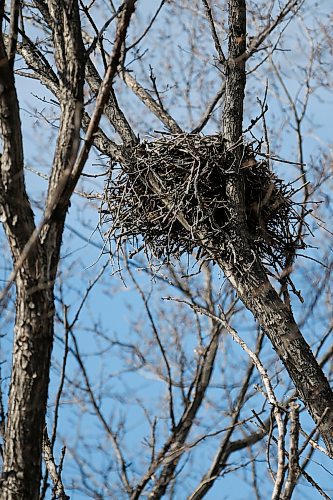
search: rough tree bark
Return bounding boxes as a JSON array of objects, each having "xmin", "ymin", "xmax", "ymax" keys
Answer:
[
  {"xmin": 215, "ymin": 0, "xmax": 333, "ymax": 458},
  {"xmin": 0, "ymin": 0, "xmax": 85, "ymax": 497},
  {"xmin": 1, "ymin": 0, "xmax": 332, "ymax": 497},
  {"xmin": 117, "ymin": 2, "xmax": 333, "ymax": 491},
  {"xmin": 0, "ymin": 1, "xmax": 138, "ymax": 496}
]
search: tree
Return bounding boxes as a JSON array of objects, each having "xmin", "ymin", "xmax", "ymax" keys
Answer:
[{"xmin": 0, "ymin": 0, "xmax": 332, "ymax": 498}]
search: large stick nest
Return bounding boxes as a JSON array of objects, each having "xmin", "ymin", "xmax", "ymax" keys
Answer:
[{"xmin": 101, "ymin": 133, "xmax": 302, "ymax": 267}]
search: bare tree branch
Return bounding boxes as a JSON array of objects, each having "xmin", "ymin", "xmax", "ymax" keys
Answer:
[
  {"xmin": 201, "ymin": 0, "xmax": 226, "ymax": 65},
  {"xmin": 42, "ymin": 430, "xmax": 69, "ymax": 500}
]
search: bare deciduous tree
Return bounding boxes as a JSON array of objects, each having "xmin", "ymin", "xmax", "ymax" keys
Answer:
[{"xmin": 0, "ymin": 0, "xmax": 332, "ymax": 498}]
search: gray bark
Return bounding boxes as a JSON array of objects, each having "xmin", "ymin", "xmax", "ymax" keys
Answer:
[
  {"xmin": 0, "ymin": 1, "xmax": 137, "ymax": 497},
  {"xmin": 218, "ymin": 0, "xmax": 333, "ymax": 458},
  {"xmin": 0, "ymin": 0, "xmax": 85, "ymax": 497},
  {"xmin": 189, "ymin": 3, "xmax": 333, "ymax": 496},
  {"xmin": 1, "ymin": 1, "xmax": 332, "ymax": 498}
]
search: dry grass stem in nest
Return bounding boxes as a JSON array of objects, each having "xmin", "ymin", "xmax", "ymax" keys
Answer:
[{"xmin": 101, "ymin": 133, "xmax": 304, "ymax": 268}]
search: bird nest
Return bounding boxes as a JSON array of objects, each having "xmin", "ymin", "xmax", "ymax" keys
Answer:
[{"xmin": 101, "ymin": 133, "xmax": 303, "ymax": 268}]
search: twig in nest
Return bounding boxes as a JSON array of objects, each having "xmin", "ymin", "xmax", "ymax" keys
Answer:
[{"xmin": 101, "ymin": 133, "xmax": 306, "ymax": 269}]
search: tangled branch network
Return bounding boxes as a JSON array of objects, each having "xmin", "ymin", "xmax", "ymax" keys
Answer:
[{"xmin": 101, "ymin": 133, "xmax": 305, "ymax": 268}]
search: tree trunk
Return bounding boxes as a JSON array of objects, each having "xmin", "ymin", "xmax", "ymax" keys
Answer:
[
  {"xmin": 0, "ymin": 1, "xmax": 137, "ymax": 496},
  {"xmin": 217, "ymin": 0, "xmax": 333, "ymax": 457},
  {"xmin": 2, "ymin": 269, "xmax": 55, "ymax": 499},
  {"xmin": 0, "ymin": 1, "xmax": 84, "ymax": 496}
]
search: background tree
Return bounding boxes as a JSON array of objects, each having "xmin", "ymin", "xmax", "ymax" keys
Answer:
[{"xmin": 0, "ymin": 0, "xmax": 332, "ymax": 499}]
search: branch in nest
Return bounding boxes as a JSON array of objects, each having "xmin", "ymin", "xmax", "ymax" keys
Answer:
[{"xmin": 101, "ymin": 133, "xmax": 305, "ymax": 269}]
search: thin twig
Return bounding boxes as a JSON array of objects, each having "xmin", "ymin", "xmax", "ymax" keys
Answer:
[
  {"xmin": 283, "ymin": 402, "xmax": 300, "ymax": 499},
  {"xmin": 125, "ymin": 260, "xmax": 176, "ymax": 429},
  {"xmin": 42, "ymin": 429, "xmax": 69, "ymax": 500},
  {"xmin": 201, "ymin": 0, "xmax": 226, "ymax": 64}
]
